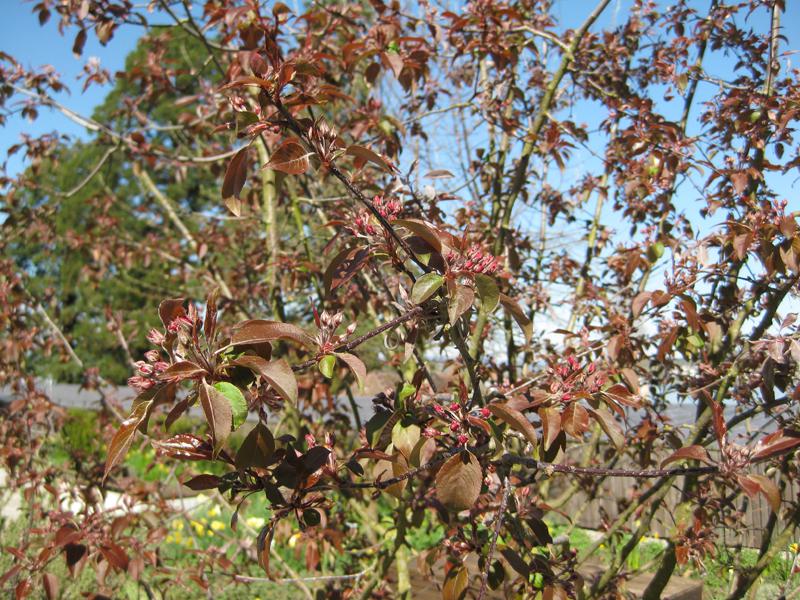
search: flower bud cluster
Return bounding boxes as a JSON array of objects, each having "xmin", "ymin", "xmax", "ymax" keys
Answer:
[
  {"xmin": 446, "ymin": 246, "xmax": 500, "ymax": 275},
  {"xmin": 372, "ymin": 195, "xmax": 402, "ymax": 220},
  {"xmin": 128, "ymin": 351, "xmax": 169, "ymax": 393},
  {"xmin": 548, "ymin": 354, "xmax": 602, "ymax": 400},
  {"xmin": 351, "ymin": 196, "xmax": 402, "ymax": 238},
  {"xmin": 313, "ymin": 306, "xmax": 357, "ymax": 353},
  {"xmin": 429, "ymin": 400, "xmax": 491, "ymax": 447}
]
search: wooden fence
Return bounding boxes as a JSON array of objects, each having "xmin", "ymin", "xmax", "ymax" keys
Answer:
[{"xmin": 545, "ymin": 448, "xmax": 797, "ymax": 549}]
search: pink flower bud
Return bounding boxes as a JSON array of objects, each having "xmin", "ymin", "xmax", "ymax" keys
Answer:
[
  {"xmin": 146, "ymin": 328, "xmax": 165, "ymax": 345},
  {"xmin": 457, "ymin": 434, "xmax": 469, "ymax": 445},
  {"xmin": 422, "ymin": 426, "xmax": 440, "ymax": 438},
  {"xmin": 449, "ymin": 421, "xmax": 460, "ymax": 432},
  {"xmin": 433, "ymin": 404, "xmax": 445, "ymax": 415},
  {"xmin": 480, "ymin": 407, "xmax": 491, "ymax": 418},
  {"xmin": 449, "ymin": 402, "xmax": 460, "ymax": 412}
]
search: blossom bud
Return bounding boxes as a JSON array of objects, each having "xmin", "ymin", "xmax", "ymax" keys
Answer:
[{"xmin": 146, "ymin": 328, "xmax": 165, "ymax": 345}]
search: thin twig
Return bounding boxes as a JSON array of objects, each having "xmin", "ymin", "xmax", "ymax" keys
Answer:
[
  {"xmin": 499, "ymin": 454, "xmax": 718, "ymax": 479},
  {"xmin": 477, "ymin": 477, "xmax": 511, "ymax": 600},
  {"xmin": 292, "ymin": 306, "xmax": 424, "ymax": 371}
]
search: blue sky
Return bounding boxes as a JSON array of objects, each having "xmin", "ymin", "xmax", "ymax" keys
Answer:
[
  {"xmin": 1, "ymin": 4, "xmax": 140, "ymax": 177},
  {"xmin": 2, "ymin": 0, "xmax": 798, "ymax": 200}
]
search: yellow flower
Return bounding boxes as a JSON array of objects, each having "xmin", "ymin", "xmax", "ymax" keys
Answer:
[
  {"xmin": 171, "ymin": 520, "xmax": 184, "ymax": 531},
  {"xmin": 208, "ymin": 505, "xmax": 221, "ymax": 518},
  {"xmin": 184, "ymin": 537, "xmax": 194, "ymax": 548},
  {"xmin": 246, "ymin": 517, "xmax": 266, "ymax": 530},
  {"xmin": 191, "ymin": 520, "xmax": 205, "ymax": 535},
  {"xmin": 210, "ymin": 520, "xmax": 226, "ymax": 532},
  {"xmin": 790, "ymin": 543, "xmax": 799, "ymax": 554},
  {"xmin": 288, "ymin": 532, "xmax": 302, "ymax": 549}
]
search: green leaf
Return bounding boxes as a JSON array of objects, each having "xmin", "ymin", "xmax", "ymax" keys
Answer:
[
  {"xmin": 410, "ymin": 272, "xmax": 444, "ymax": 304},
  {"xmin": 391, "ymin": 422, "xmax": 420, "ymax": 459},
  {"xmin": 214, "ymin": 382, "xmax": 248, "ymax": 430},
  {"xmin": 474, "ymin": 274, "xmax": 499, "ymax": 312},
  {"xmin": 397, "ymin": 382, "xmax": 416, "ymax": 405},
  {"xmin": 318, "ymin": 354, "xmax": 336, "ymax": 379},
  {"xmin": 687, "ymin": 333, "xmax": 704, "ymax": 348}
]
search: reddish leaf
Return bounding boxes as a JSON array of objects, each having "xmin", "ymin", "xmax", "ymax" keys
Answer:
[
  {"xmin": 660, "ymin": 445, "xmax": 713, "ymax": 468},
  {"xmin": 632, "ymin": 291, "xmax": 651, "ymax": 318},
  {"xmin": 264, "ymin": 138, "xmax": 312, "ymax": 174},
  {"xmin": 334, "ymin": 352, "xmax": 367, "ymax": 391},
  {"xmin": 153, "ymin": 434, "xmax": 214, "ymax": 461},
  {"xmin": 199, "ymin": 381, "xmax": 233, "ymax": 456},
  {"xmin": 602, "ymin": 383, "xmax": 641, "ymax": 408},
  {"xmin": 372, "ymin": 455, "xmax": 408, "ymax": 499},
  {"xmin": 72, "ymin": 29, "xmax": 87, "ymax": 57},
  {"xmin": 256, "ymin": 523, "xmax": 275, "ymax": 577},
  {"xmin": 0, "ymin": 566, "xmax": 21, "ymax": 588},
  {"xmin": 752, "ymin": 429, "xmax": 800, "ymax": 460},
  {"xmin": 393, "ymin": 219, "xmax": 443, "ymax": 252},
  {"xmin": 749, "ymin": 474, "xmax": 782, "ymax": 512},
  {"xmin": 561, "ymin": 403, "xmax": 590, "ymax": 439},
  {"xmin": 221, "ymin": 146, "xmax": 250, "ymax": 215},
  {"xmin": 489, "ymin": 403, "xmax": 538, "ymax": 447},
  {"xmin": 99, "ymin": 543, "xmax": 129, "ymax": 571},
  {"xmin": 159, "ymin": 361, "xmax": 207, "ymax": 382},
  {"xmin": 423, "ymin": 169, "xmax": 455, "ymax": 179},
  {"xmin": 346, "ymin": 145, "xmax": 393, "ymax": 172},
  {"xmin": 737, "ymin": 473, "xmax": 762, "ymax": 498},
  {"xmin": 435, "ymin": 450, "xmax": 482, "ymax": 511},
  {"xmin": 15, "ymin": 579, "xmax": 31, "ymax": 600},
  {"xmin": 442, "ymin": 565, "xmax": 469, "ymax": 600},
  {"xmin": 499, "ymin": 294, "xmax": 532, "ymax": 342},
  {"xmin": 103, "ymin": 398, "xmax": 154, "ymax": 482},
  {"xmin": 183, "ymin": 474, "xmax": 223, "ymax": 491},
  {"xmin": 708, "ymin": 399, "xmax": 727, "ymax": 446},
  {"xmin": 158, "ymin": 298, "xmax": 185, "ymax": 329},
  {"xmin": 539, "ymin": 407, "xmax": 561, "ymax": 451},
  {"xmin": 588, "ymin": 407, "xmax": 625, "ymax": 451},
  {"xmin": 233, "ymin": 357, "xmax": 297, "ymax": 404},
  {"xmin": 380, "ymin": 51, "xmax": 404, "ymax": 77},
  {"xmin": 323, "ymin": 247, "xmax": 371, "ymax": 293},
  {"xmin": 227, "ymin": 319, "xmax": 313, "ymax": 348},
  {"xmin": 448, "ymin": 284, "xmax": 475, "ymax": 325},
  {"xmin": 235, "ymin": 422, "xmax": 276, "ymax": 469}
]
